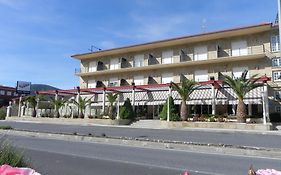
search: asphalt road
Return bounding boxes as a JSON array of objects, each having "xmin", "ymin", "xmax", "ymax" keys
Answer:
[
  {"xmin": 0, "ymin": 121, "xmax": 281, "ymax": 149},
  {"xmin": 5, "ymin": 135, "xmax": 281, "ymax": 175}
]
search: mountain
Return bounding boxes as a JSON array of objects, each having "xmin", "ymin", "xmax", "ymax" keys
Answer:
[{"xmin": 30, "ymin": 84, "xmax": 60, "ymax": 95}]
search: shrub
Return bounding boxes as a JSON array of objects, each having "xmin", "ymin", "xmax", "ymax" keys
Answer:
[
  {"xmin": 0, "ymin": 141, "xmax": 28, "ymax": 167},
  {"xmin": 119, "ymin": 98, "xmax": 135, "ymax": 120},
  {"xmin": 160, "ymin": 96, "xmax": 180, "ymax": 121},
  {"xmin": 0, "ymin": 125, "xmax": 13, "ymax": 130},
  {"xmin": 269, "ymin": 113, "xmax": 281, "ymax": 123},
  {"xmin": 0, "ymin": 108, "xmax": 6, "ymax": 120}
]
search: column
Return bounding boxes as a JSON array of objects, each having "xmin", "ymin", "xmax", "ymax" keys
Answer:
[
  {"xmin": 211, "ymin": 85, "xmax": 216, "ymax": 115},
  {"xmin": 18, "ymin": 96, "xmax": 22, "ymax": 117},
  {"xmin": 262, "ymin": 92, "xmax": 266, "ymax": 124},
  {"xmin": 232, "ymin": 104, "xmax": 236, "ymax": 115},
  {"xmin": 102, "ymin": 88, "xmax": 106, "ymax": 114},
  {"xmin": 6, "ymin": 101, "xmax": 12, "ymax": 117},
  {"xmin": 262, "ymin": 83, "xmax": 269, "ymax": 124},
  {"xmin": 248, "ymin": 103, "xmax": 252, "ymax": 116},
  {"xmin": 116, "ymin": 95, "xmax": 120, "ymax": 120},
  {"xmin": 167, "ymin": 85, "xmax": 172, "ymax": 122},
  {"xmin": 132, "ymin": 86, "xmax": 135, "ymax": 112},
  {"xmin": 76, "ymin": 87, "xmax": 81, "ymax": 117},
  {"xmin": 35, "ymin": 96, "xmax": 40, "ymax": 117}
]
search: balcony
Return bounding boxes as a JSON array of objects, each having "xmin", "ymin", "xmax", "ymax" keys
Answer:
[{"xmin": 75, "ymin": 45, "xmax": 267, "ymax": 77}]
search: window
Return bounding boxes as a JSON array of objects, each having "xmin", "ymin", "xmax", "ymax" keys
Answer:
[
  {"xmin": 0, "ymin": 90, "xmax": 5, "ymax": 95},
  {"xmin": 194, "ymin": 70, "xmax": 208, "ymax": 82},
  {"xmin": 231, "ymin": 40, "xmax": 248, "ymax": 56},
  {"xmin": 271, "ymin": 35, "xmax": 280, "ymax": 52},
  {"xmin": 108, "ymin": 77, "xmax": 119, "ymax": 87},
  {"xmin": 162, "ymin": 50, "xmax": 173, "ymax": 64},
  {"xmin": 87, "ymin": 80, "xmax": 96, "ymax": 88},
  {"xmin": 232, "ymin": 67, "xmax": 249, "ymax": 79},
  {"xmin": 162, "ymin": 73, "xmax": 173, "ymax": 83},
  {"xmin": 88, "ymin": 61, "xmax": 97, "ymax": 72},
  {"xmin": 194, "ymin": 46, "xmax": 207, "ymax": 61},
  {"xmin": 110, "ymin": 58, "xmax": 119, "ymax": 70},
  {"xmin": 14, "ymin": 92, "xmax": 18, "ymax": 96},
  {"xmin": 275, "ymin": 106, "xmax": 281, "ymax": 113},
  {"xmin": 134, "ymin": 75, "xmax": 144, "ymax": 85},
  {"xmin": 275, "ymin": 91, "xmax": 281, "ymax": 100},
  {"xmin": 6, "ymin": 91, "xmax": 12, "ymax": 96},
  {"xmin": 272, "ymin": 58, "xmax": 281, "ymax": 67},
  {"xmin": 273, "ymin": 71, "xmax": 281, "ymax": 81},
  {"xmin": 134, "ymin": 54, "xmax": 144, "ymax": 67}
]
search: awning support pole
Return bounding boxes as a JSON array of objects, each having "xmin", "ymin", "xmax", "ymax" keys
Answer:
[
  {"xmin": 167, "ymin": 85, "xmax": 172, "ymax": 122},
  {"xmin": 211, "ymin": 85, "xmax": 216, "ymax": 115}
]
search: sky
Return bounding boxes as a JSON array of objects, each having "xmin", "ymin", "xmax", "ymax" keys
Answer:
[{"xmin": 0, "ymin": 0, "xmax": 277, "ymax": 89}]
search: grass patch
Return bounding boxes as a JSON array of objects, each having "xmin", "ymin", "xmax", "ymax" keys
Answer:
[
  {"xmin": 0, "ymin": 140, "xmax": 29, "ymax": 167},
  {"xmin": 0, "ymin": 126, "xmax": 13, "ymax": 130}
]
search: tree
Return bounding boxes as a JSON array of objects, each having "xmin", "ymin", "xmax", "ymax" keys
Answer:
[
  {"xmin": 50, "ymin": 97, "xmax": 67, "ymax": 118},
  {"xmin": 24, "ymin": 95, "xmax": 44, "ymax": 117},
  {"xmin": 160, "ymin": 96, "xmax": 180, "ymax": 121},
  {"xmin": 171, "ymin": 80, "xmax": 199, "ymax": 121},
  {"xmin": 119, "ymin": 98, "xmax": 135, "ymax": 120},
  {"xmin": 107, "ymin": 93, "xmax": 118, "ymax": 120},
  {"xmin": 71, "ymin": 96, "xmax": 92, "ymax": 118},
  {"xmin": 223, "ymin": 71, "xmax": 263, "ymax": 123}
]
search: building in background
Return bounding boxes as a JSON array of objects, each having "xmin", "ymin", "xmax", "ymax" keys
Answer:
[{"xmin": 0, "ymin": 85, "xmax": 18, "ymax": 107}]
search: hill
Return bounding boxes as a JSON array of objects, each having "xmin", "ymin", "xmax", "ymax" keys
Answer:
[{"xmin": 30, "ymin": 84, "xmax": 60, "ymax": 95}]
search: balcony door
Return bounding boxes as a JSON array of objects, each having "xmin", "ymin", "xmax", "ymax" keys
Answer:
[{"xmin": 231, "ymin": 40, "xmax": 248, "ymax": 56}]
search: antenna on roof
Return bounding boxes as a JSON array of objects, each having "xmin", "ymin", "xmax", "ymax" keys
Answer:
[
  {"xmin": 201, "ymin": 18, "xmax": 207, "ymax": 32},
  {"xmin": 275, "ymin": 13, "xmax": 279, "ymax": 25},
  {"xmin": 88, "ymin": 45, "xmax": 102, "ymax": 52}
]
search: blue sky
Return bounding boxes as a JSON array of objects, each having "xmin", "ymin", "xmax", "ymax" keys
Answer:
[{"xmin": 0, "ymin": 0, "xmax": 277, "ymax": 89}]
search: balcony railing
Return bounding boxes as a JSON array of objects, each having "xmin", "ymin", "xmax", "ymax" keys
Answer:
[{"xmin": 75, "ymin": 45, "xmax": 266, "ymax": 75}]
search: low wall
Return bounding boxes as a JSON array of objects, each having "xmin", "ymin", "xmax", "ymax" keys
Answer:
[
  {"xmin": 158, "ymin": 121, "xmax": 273, "ymax": 131},
  {"xmin": 6, "ymin": 116, "xmax": 131, "ymax": 125}
]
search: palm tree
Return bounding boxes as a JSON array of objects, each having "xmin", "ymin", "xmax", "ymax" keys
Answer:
[
  {"xmin": 107, "ymin": 93, "xmax": 119, "ymax": 119},
  {"xmin": 171, "ymin": 80, "xmax": 199, "ymax": 121},
  {"xmin": 223, "ymin": 71, "xmax": 263, "ymax": 123},
  {"xmin": 24, "ymin": 95, "xmax": 44, "ymax": 117},
  {"xmin": 71, "ymin": 96, "xmax": 92, "ymax": 118},
  {"xmin": 50, "ymin": 97, "xmax": 67, "ymax": 118}
]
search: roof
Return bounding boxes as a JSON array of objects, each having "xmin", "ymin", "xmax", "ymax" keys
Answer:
[
  {"xmin": 71, "ymin": 22, "xmax": 273, "ymax": 60},
  {"xmin": 0, "ymin": 85, "xmax": 16, "ymax": 91},
  {"xmin": 38, "ymin": 76, "xmax": 270, "ymax": 96}
]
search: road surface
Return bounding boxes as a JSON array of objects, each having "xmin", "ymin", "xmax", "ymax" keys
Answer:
[
  {"xmin": 4, "ymin": 135, "xmax": 281, "ymax": 175},
  {"xmin": 1, "ymin": 121, "xmax": 281, "ymax": 149}
]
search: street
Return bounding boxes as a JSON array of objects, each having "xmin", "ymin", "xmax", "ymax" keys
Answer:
[
  {"xmin": 1, "ymin": 121, "xmax": 281, "ymax": 149},
  {"xmin": 4, "ymin": 135, "xmax": 281, "ymax": 175}
]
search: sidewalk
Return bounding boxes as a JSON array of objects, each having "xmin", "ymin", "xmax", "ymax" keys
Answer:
[{"xmin": 5, "ymin": 116, "xmax": 281, "ymax": 136}]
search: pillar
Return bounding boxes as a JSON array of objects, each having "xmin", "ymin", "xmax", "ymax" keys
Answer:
[
  {"xmin": 6, "ymin": 101, "xmax": 12, "ymax": 117},
  {"xmin": 18, "ymin": 96, "xmax": 22, "ymax": 117},
  {"xmin": 262, "ymin": 83, "xmax": 269, "ymax": 124},
  {"xmin": 232, "ymin": 104, "xmax": 236, "ymax": 115},
  {"xmin": 35, "ymin": 96, "xmax": 40, "ymax": 117},
  {"xmin": 116, "ymin": 95, "xmax": 120, "ymax": 120},
  {"xmin": 76, "ymin": 87, "xmax": 81, "ymax": 117},
  {"xmin": 102, "ymin": 88, "xmax": 106, "ymax": 114},
  {"xmin": 167, "ymin": 85, "xmax": 172, "ymax": 122},
  {"xmin": 132, "ymin": 86, "xmax": 135, "ymax": 112},
  {"xmin": 211, "ymin": 85, "xmax": 216, "ymax": 115},
  {"xmin": 248, "ymin": 103, "xmax": 252, "ymax": 116}
]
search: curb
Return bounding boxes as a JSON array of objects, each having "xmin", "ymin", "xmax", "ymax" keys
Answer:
[{"xmin": 1, "ymin": 129, "xmax": 281, "ymax": 159}]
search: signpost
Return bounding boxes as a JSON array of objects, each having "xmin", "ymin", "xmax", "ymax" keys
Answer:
[{"xmin": 16, "ymin": 81, "xmax": 31, "ymax": 117}]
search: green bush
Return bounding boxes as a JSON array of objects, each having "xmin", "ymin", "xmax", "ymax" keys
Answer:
[
  {"xmin": 119, "ymin": 98, "xmax": 135, "ymax": 120},
  {"xmin": 0, "ymin": 141, "xmax": 28, "ymax": 167},
  {"xmin": 0, "ymin": 125, "xmax": 13, "ymax": 130},
  {"xmin": 160, "ymin": 96, "xmax": 180, "ymax": 121},
  {"xmin": 269, "ymin": 112, "xmax": 281, "ymax": 122},
  {"xmin": 0, "ymin": 108, "xmax": 6, "ymax": 120}
]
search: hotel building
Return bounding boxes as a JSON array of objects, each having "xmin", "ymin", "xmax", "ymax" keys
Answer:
[{"xmin": 68, "ymin": 23, "xmax": 281, "ymax": 119}]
